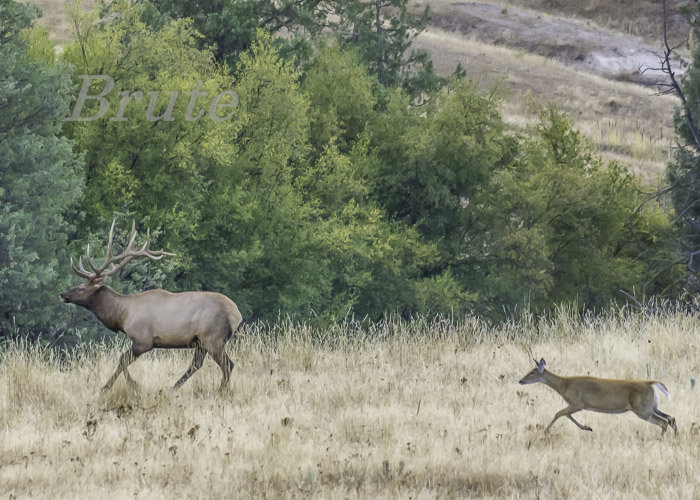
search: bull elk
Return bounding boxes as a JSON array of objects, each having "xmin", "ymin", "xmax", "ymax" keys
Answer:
[
  {"xmin": 60, "ymin": 221, "xmax": 242, "ymax": 392},
  {"xmin": 519, "ymin": 357, "xmax": 677, "ymax": 435}
]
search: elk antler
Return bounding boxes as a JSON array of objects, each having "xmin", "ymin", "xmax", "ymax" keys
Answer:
[{"xmin": 70, "ymin": 220, "xmax": 175, "ymax": 281}]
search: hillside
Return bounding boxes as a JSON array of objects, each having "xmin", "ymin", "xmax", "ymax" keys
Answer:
[{"xmin": 413, "ymin": 1, "xmax": 686, "ymax": 179}]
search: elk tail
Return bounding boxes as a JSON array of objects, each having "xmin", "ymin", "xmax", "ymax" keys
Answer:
[
  {"xmin": 652, "ymin": 381, "xmax": 671, "ymax": 399},
  {"xmin": 224, "ymin": 304, "xmax": 245, "ymax": 341},
  {"xmin": 233, "ymin": 315, "xmax": 252, "ymax": 334}
]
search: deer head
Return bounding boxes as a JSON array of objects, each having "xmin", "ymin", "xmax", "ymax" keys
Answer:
[{"xmin": 519, "ymin": 357, "xmax": 547, "ymax": 385}]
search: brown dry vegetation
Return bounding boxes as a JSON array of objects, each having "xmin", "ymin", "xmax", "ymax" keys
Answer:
[
  {"xmin": 491, "ymin": 0, "xmax": 689, "ymax": 44},
  {"xmin": 32, "ymin": 0, "xmax": 95, "ymax": 44},
  {"xmin": 2, "ymin": 312, "xmax": 699, "ymax": 498}
]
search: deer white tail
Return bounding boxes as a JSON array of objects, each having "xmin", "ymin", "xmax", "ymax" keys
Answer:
[{"xmin": 652, "ymin": 382, "xmax": 671, "ymax": 400}]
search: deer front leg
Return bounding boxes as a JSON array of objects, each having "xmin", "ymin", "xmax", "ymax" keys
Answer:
[
  {"xmin": 567, "ymin": 414, "xmax": 593, "ymax": 432},
  {"xmin": 545, "ymin": 406, "xmax": 588, "ymax": 434}
]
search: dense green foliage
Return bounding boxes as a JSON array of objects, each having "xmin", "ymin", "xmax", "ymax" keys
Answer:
[
  {"xmin": 0, "ymin": 0, "xmax": 679, "ymax": 343},
  {"xmin": 136, "ymin": 0, "xmax": 444, "ymax": 94},
  {"xmin": 666, "ymin": 15, "xmax": 700, "ymax": 292},
  {"xmin": 0, "ymin": 0, "xmax": 83, "ymax": 338}
]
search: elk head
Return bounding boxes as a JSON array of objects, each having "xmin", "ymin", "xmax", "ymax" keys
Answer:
[{"xmin": 60, "ymin": 220, "xmax": 174, "ymax": 306}]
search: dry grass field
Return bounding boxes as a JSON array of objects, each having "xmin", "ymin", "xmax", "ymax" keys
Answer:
[
  {"xmin": 484, "ymin": 0, "xmax": 689, "ymax": 44},
  {"xmin": 2, "ymin": 311, "xmax": 699, "ymax": 498}
]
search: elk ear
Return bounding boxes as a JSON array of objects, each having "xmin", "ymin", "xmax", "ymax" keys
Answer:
[{"xmin": 536, "ymin": 358, "xmax": 546, "ymax": 373}]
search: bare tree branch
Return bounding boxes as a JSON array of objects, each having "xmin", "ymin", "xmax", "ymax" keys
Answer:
[{"xmin": 661, "ymin": 0, "xmax": 700, "ymax": 151}]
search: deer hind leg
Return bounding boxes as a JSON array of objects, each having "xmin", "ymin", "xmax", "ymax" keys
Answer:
[
  {"xmin": 173, "ymin": 343, "xmax": 206, "ymax": 390},
  {"xmin": 651, "ymin": 408, "xmax": 677, "ymax": 435},
  {"xmin": 545, "ymin": 406, "xmax": 589, "ymax": 434},
  {"xmin": 633, "ymin": 405, "xmax": 669, "ymax": 434},
  {"xmin": 632, "ymin": 399, "xmax": 675, "ymax": 435},
  {"xmin": 640, "ymin": 412, "xmax": 670, "ymax": 434},
  {"xmin": 653, "ymin": 408, "xmax": 677, "ymax": 434}
]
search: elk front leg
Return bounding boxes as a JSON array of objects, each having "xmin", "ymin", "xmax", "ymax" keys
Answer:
[
  {"xmin": 174, "ymin": 344, "xmax": 206, "ymax": 389},
  {"xmin": 545, "ymin": 406, "xmax": 589, "ymax": 434},
  {"xmin": 102, "ymin": 344, "xmax": 149, "ymax": 391}
]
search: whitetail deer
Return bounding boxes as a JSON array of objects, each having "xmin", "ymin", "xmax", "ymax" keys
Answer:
[
  {"xmin": 60, "ymin": 221, "xmax": 242, "ymax": 391},
  {"xmin": 519, "ymin": 358, "xmax": 677, "ymax": 435}
]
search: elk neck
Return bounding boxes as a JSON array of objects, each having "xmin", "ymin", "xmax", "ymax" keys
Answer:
[{"xmin": 90, "ymin": 286, "xmax": 130, "ymax": 332}]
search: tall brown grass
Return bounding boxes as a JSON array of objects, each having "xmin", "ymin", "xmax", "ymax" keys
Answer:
[{"xmin": 2, "ymin": 309, "xmax": 698, "ymax": 497}]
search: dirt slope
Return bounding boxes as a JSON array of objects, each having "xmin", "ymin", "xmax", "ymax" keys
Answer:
[{"xmin": 426, "ymin": 1, "xmax": 681, "ymax": 83}]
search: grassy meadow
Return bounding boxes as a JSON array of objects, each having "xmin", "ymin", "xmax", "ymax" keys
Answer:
[
  {"xmin": 7, "ymin": 2, "xmax": 697, "ymax": 497},
  {"xmin": 1, "ymin": 311, "xmax": 699, "ymax": 498}
]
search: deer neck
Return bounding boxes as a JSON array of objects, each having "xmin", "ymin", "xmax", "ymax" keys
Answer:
[
  {"xmin": 91, "ymin": 286, "xmax": 129, "ymax": 332},
  {"xmin": 541, "ymin": 370, "xmax": 569, "ymax": 397}
]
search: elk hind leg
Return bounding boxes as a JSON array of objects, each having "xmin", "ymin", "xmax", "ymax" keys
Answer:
[
  {"xmin": 174, "ymin": 343, "xmax": 206, "ymax": 389},
  {"xmin": 209, "ymin": 350, "xmax": 234, "ymax": 392}
]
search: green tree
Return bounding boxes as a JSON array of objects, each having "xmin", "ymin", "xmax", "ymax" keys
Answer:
[
  {"xmin": 330, "ymin": 0, "xmax": 434, "ymax": 91},
  {"xmin": 481, "ymin": 105, "xmax": 666, "ymax": 315},
  {"xmin": 191, "ymin": 33, "xmax": 467, "ymax": 321},
  {"xmin": 0, "ymin": 0, "xmax": 83, "ymax": 339},
  {"xmin": 138, "ymin": 0, "xmax": 444, "ymax": 95},
  {"xmin": 302, "ymin": 43, "xmax": 376, "ymax": 154},
  {"xmin": 665, "ymin": 26, "xmax": 700, "ymax": 291},
  {"xmin": 62, "ymin": 2, "xmax": 235, "ymax": 251},
  {"xmin": 655, "ymin": 0, "xmax": 700, "ymax": 294},
  {"xmin": 365, "ymin": 79, "xmax": 514, "ymax": 273},
  {"xmin": 187, "ymin": 31, "xmax": 323, "ymax": 319},
  {"xmin": 138, "ymin": 0, "xmax": 323, "ymax": 68}
]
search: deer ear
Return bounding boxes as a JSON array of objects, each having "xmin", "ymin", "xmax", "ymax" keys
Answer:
[{"xmin": 536, "ymin": 358, "xmax": 546, "ymax": 373}]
